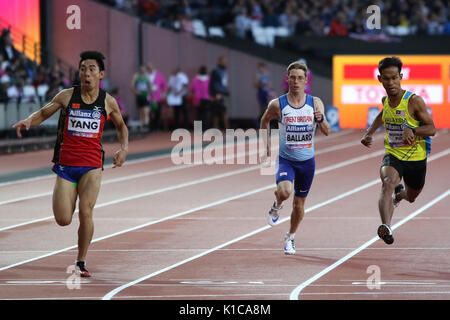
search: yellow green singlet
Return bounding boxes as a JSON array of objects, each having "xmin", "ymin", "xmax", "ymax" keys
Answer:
[{"xmin": 382, "ymin": 90, "xmax": 431, "ymax": 161}]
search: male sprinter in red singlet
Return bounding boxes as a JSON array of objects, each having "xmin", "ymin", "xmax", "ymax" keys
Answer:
[
  {"xmin": 13, "ymin": 51, "xmax": 129, "ymax": 276},
  {"xmin": 260, "ymin": 61, "xmax": 330, "ymax": 254},
  {"xmin": 361, "ymin": 56, "xmax": 436, "ymax": 245}
]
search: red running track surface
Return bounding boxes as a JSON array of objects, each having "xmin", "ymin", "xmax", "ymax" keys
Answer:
[{"xmin": 0, "ymin": 129, "xmax": 449, "ymax": 301}]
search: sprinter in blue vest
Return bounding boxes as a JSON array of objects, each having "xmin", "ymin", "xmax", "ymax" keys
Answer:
[{"xmin": 260, "ymin": 61, "xmax": 330, "ymax": 255}]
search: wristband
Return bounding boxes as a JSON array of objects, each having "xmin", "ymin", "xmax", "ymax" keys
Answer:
[
  {"xmin": 315, "ymin": 114, "xmax": 324, "ymax": 123},
  {"xmin": 404, "ymin": 123, "xmax": 416, "ymax": 134}
]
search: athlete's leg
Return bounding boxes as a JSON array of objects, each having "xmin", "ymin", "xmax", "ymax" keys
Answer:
[
  {"xmin": 275, "ymin": 180, "xmax": 293, "ymax": 206},
  {"xmin": 289, "ymin": 195, "xmax": 306, "ymax": 234},
  {"xmin": 379, "ymin": 165, "xmax": 401, "ymax": 226},
  {"xmin": 52, "ymin": 176, "xmax": 77, "ymax": 226},
  {"xmin": 76, "ymin": 168, "xmax": 102, "ymax": 262}
]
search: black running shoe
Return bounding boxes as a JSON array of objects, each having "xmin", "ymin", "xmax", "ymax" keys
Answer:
[
  {"xmin": 75, "ymin": 260, "xmax": 91, "ymax": 277},
  {"xmin": 377, "ymin": 224, "xmax": 394, "ymax": 245},
  {"xmin": 392, "ymin": 184, "xmax": 404, "ymax": 208}
]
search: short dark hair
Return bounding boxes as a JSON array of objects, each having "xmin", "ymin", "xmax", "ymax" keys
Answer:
[
  {"xmin": 378, "ymin": 56, "xmax": 402, "ymax": 74},
  {"xmin": 79, "ymin": 51, "xmax": 105, "ymax": 71}
]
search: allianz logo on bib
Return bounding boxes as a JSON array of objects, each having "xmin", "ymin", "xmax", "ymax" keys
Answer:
[{"xmin": 69, "ymin": 109, "xmax": 102, "ymax": 119}]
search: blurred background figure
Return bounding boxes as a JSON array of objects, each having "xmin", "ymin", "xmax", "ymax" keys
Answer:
[
  {"xmin": 166, "ymin": 67, "xmax": 189, "ymax": 129},
  {"xmin": 147, "ymin": 62, "xmax": 167, "ymax": 131},
  {"xmin": 209, "ymin": 56, "xmax": 229, "ymax": 130},
  {"xmin": 131, "ymin": 65, "xmax": 151, "ymax": 132},
  {"xmin": 189, "ymin": 65, "xmax": 210, "ymax": 129}
]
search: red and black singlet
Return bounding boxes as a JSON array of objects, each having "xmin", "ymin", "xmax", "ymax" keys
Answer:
[{"xmin": 53, "ymin": 86, "xmax": 107, "ymax": 167}]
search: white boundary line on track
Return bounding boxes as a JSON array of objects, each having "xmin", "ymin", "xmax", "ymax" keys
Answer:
[
  {"xmin": 100, "ymin": 177, "xmax": 385, "ymax": 300},
  {"xmin": 1, "ymin": 148, "xmax": 448, "ymax": 299},
  {"xmin": 0, "ymin": 130, "xmax": 365, "ymax": 204},
  {"xmin": 1, "ymin": 147, "xmax": 448, "ymax": 271},
  {"xmin": 99, "ymin": 148, "xmax": 450, "ymax": 300},
  {"xmin": 289, "ymin": 188, "xmax": 450, "ymax": 300},
  {"xmin": 0, "ymin": 129, "xmax": 357, "ymax": 188},
  {"xmin": 0, "ymin": 136, "xmax": 387, "ymax": 231},
  {"xmin": 0, "ymin": 146, "xmax": 391, "ymax": 268},
  {"xmin": 0, "ymin": 149, "xmax": 386, "ymax": 232}
]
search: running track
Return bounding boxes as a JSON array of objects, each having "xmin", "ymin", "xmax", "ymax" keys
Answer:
[{"xmin": 0, "ymin": 129, "xmax": 449, "ymax": 300}]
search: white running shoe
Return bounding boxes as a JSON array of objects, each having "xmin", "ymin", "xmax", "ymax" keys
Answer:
[
  {"xmin": 284, "ymin": 233, "xmax": 296, "ymax": 255},
  {"xmin": 267, "ymin": 201, "xmax": 283, "ymax": 226}
]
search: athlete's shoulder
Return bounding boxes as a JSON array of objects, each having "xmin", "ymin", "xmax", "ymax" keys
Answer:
[
  {"xmin": 408, "ymin": 93, "xmax": 425, "ymax": 104},
  {"xmin": 268, "ymin": 97, "xmax": 280, "ymax": 108},
  {"xmin": 53, "ymin": 87, "xmax": 74, "ymax": 106},
  {"xmin": 381, "ymin": 95, "xmax": 387, "ymax": 104},
  {"xmin": 105, "ymin": 92, "xmax": 119, "ymax": 111}
]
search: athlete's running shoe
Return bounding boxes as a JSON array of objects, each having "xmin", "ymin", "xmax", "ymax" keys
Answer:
[
  {"xmin": 267, "ymin": 201, "xmax": 283, "ymax": 226},
  {"xmin": 75, "ymin": 260, "xmax": 91, "ymax": 278},
  {"xmin": 377, "ymin": 224, "xmax": 394, "ymax": 245},
  {"xmin": 284, "ymin": 233, "xmax": 296, "ymax": 255},
  {"xmin": 392, "ymin": 184, "xmax": 404, "ymax": 208}
]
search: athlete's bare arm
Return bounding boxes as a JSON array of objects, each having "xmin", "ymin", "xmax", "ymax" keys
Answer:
[
  {"xmin": 404, "ymin": 95, "xmax": 436, "ymax": 144},
  {"xmin": 12, "ymin": 88, "xmax": 73, "ymax": 138},
  {"xmin": 361, "ymin": 97, "xmax": 385, "ymax": 148},
  {"xmin": 106, "ymin": 93, "xmax": 129, "ymax": 168},
  {"xmin": 260, "ymin": 98, "xmax": 281, "ymax": 158},
  {"xmin": 313, "ymin": 96, "xmax": 330, "ymax": 136}
]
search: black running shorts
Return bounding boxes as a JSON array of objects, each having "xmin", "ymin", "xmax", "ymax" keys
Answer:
[{"xmin": 381, "ymin": 153, "xmax": 427, "ymax": 190}]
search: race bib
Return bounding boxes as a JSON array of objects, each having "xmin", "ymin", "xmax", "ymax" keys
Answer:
[
  {"xmin": 386, "ymin": 123, "xmax": 407, "ymax": 147},
  {"xmin": 285, "ymin": 124, "xmax": 313, "ymax": 149},
  {"xmin": 68, "ymin": 109, "xmax": 101, "ymax": 138}
]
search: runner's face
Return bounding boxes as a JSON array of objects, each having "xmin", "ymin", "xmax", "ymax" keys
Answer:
[
  {"xmin": 378, "ymin": 66, "xmax": 403, "ymax": 97},
  {"xmin": 287, "ymin": 69, "xmax": 306, "ymax": 93},
  {"xmin": 79, "ymin": 59, "xmax": 104, "ymax": 90}
]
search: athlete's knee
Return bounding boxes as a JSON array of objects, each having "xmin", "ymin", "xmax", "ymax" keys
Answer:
[
  {"xmin": 292, "ymin": 202, "xmax": 304, "ymax": 215},
  {"xmin": 54, "ymin": 215, "xmax": 72, "ymax": 227},
  {"xmin": 405, "ymin": 191, "xmax": 420, "ymax": 203},
  {"xmin": 381, "ymin": 176, "xmax": 397, "ymax": 192},
  {"xmin": 276, "ymin": 188, "xmax": 291, "ymax": 201},
  {"xmin": 78, "ymin": 208, "xmax": 94, "ymax": 223}
]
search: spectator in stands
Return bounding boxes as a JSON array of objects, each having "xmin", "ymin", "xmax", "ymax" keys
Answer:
[
  {"xmin": 328, "ymin": 11, "xmax": 348, "ymax": 36},
  {"xmin": 147, "ymin": 62, "xmax": 167, "ymax": 131},
  {"xmin": 189, "ymin": 65, "xmax": 210, "ymax": 128},
  {"xmin": 294, "ymin": 9, "xmax": 311, "ymax": 35},
  {"xmin": 0, "ymin": 30, "xmax": 19, "ymax": 62},
  {"xmin": 279, "ymin": 1, "xmax": 299, "ymax": 35},
  {"xmin": 209, "ymin": 56, "xmax": 230, "ymax": 129},
  {"xmin": 262, "ymin": 6, "xmax": 280, "ymax": 27},
  {"xmin": 234, "ymin": 7, "xmax": 252, "ymax": 39}
]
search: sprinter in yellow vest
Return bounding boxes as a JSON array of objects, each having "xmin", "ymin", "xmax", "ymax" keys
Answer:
[{"xmin": 361, "ymin": 56, "xmax": 436, "ymax": 245}]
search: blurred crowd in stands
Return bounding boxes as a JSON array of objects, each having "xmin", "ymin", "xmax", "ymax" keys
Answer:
[
  {"xmin": 99, "ymin": 0, "xmax": 450, "ymax": 38},
  {"xmin": 0, "ymin": 28, "xmax": 71, "ymax": 106}
]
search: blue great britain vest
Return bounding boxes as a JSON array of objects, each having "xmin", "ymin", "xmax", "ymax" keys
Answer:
[{"xmin": 278, "ymin": 94, "xmax": 316, "ymax": 161}]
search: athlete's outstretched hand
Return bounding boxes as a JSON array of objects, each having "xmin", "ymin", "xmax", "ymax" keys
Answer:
[
  {"xmin": 12, "ymin": 118, "xmax": 32, "ymax": 138},
  {"xmin": 361, "ymin": 133, "xmax": 373, "ymax": 148},
  {"xmin": 112, "ymin": 149, "xmax": 127, "ymax": 168}
]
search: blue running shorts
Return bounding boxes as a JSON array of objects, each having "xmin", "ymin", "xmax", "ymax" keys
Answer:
[
  {"xmin": 276, "ymin": 156, "xmax": 315, "ymax": 198},
  {"xmin": 52, "ymin": 163, "xmax": 100, "ymax": 186}
]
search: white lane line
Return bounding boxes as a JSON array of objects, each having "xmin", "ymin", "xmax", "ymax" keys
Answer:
[
  {"xmin": 0, "ymin": 146, "xmax": 388, "ymax": 270},
  {"xmin": 0, "ymin": 165, "xmax": 261, "ymax": 232},
  {"xmin": 0, "ymin": 129, "xmax": 354, "ymax": 188},
  {"xmin": 0, "ymin": 184, "xmax": 274, "ymax": 272},
  {"xmin": 102, "ymin": 148, "xmax": 450, "ymax": 300},
  {"xmin": 289, "ymin": 189, "xmax": 450, "ymax": 300},
  {"xmin": 101, "ymin": 178, "xmax": 384, "ymax": 300},
  {"xmin": 0, "ymin": 139, "xmax": 386, "ymax": 231},
  {"xmin": 0, "ymin": 131, "xmax": 367, "ymax": 205}
]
